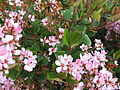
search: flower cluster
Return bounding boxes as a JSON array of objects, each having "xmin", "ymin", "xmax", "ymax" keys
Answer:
[
  {"xmin": 0, "ymin": 5, "xmax": 37, "ymax": 89},
  {"xmin": 0, "ymin": 72, "xmax": 20, "ymax": 90},
  {"xmin": 0, "ymin": 17, "xmax": 23, "ymax": 73},
  {"xmin": 55, "ymin": 39, "xmax": 119, "ymax": 90},
  {"xmin": 92, "ymin": 68, "xmax": 118, "ymax": 90},
  {"xmin": 105, "ymin": 20, "xmax": 120, "ymax": 41},
  {"xmin": 20, "ymin": 48, "xmax": 37, "ymax": 72},
  {"xmin": 40, "ymin": 28, "xmax": 64, "ymax": 55}
]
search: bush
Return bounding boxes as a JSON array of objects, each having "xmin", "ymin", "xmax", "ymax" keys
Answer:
[{"xmin": 0, "ymin": 0, "xmax": 120, "ymax": 89}]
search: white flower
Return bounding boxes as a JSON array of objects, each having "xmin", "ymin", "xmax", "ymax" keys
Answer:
[
  {"xmin": 2, "ymin": 35, "xmax": 14, "ymax": 43},
  {"xmin": 24, "ymin": 65, "xmax": 33, "ymax": 72},
  {"xmin": 50, "ymin": 0, "xmax": 57, "ymax": 4},
  {"xmin": 80, "ymin": 44, "xmax": 89, "ymax": 51},
  {"xmin": 41, "ymin": 18, "xmax": 48, "ymax": 25},
  {"xmin": 74, "ymin": 82, "xmax": 84, "ymax": 90},
  {"xmin": 48, "ymin": 47, "xmax": 57, "ymax": 55},
  {"xmin": 14, "ymin": 50, "xmax": 21, "ymax": 55},
  {"xmin": 114, "ymin": 61, "xmax": 118, "ymax": 65}
]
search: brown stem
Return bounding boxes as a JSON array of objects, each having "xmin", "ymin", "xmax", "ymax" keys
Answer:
[
  {"xmin": 88, "ymin": 19, "xmax": 120, "ymax": 31},
  {"xmin": 73, "ymin": 6, "xmax": 98, "ymax": 24}
]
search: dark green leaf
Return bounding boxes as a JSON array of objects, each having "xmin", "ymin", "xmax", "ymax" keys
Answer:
[
  {"xmin": 113, "ymin": 50, "xmax": 120, "ymax": 60},
  {"xmin": 82, "ymin": 33, "xmax": 92, "ymax": 45},
  {"xmin": 63, "ymin": 29, "xmax": 69, "ymax": 46},
  {"xmin": 47, "ymin": 72, "xmax": 64, "ymax": 82},
  {"xmin": 9, "ymin": 68, "xmax": 21, "ymax": 80},
  {"xmin": 70, "ymin": 31, "xmax": 83, "ymax": 48},
  {"xmin": 72, "ymin": 25, "xmax": 86, "ymax": 32},
  {"xmin": 66, "ymin": 75, "xmax": 78, "ymax": 84}
]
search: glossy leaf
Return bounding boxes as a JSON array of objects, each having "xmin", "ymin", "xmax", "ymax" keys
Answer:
[
  {"xmin": 113, "ymin": 50, "xmax": 120, "ymax": 60},
  {"xmin": 70, "ymin": 31, "xmax": 83, "ymax": 48},
  {"xmin": 82, "ymin": 33, "xmax": 92, "ymax": 45},
  {"xmin": 47, "ymin": 72, "xmax": 64, "ymax": 82},
  {"xmin": 63, "ymin": 29, "xmax": 69, "ymax": 46},
  {"xmin": 72, "ymin": 25, "xmax": 86, "ymax": 32}
]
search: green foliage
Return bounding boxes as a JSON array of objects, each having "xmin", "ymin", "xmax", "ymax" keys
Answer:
[
  {"xmin": 66, "ymin": 75, "xmax": 78, "ymax": 84},
  {"xmin": 113, "ymin": 50, "xmax": 120, "ymax": 60},
  {"xmin": 9, "ymin": 68, "xmax": 21, "ymax": 80},
  {"xmin": 63, "ymin": 29, "xmax": 83, "ymax": 48},
  {"xmin": 61, "ymin": 6, "xmax": 74, "ymax": 21},
  {"xmin": 63, "ymin": 29, "xmax": 69, "ymax": 46},
  {"xmin": 91, "ymin": 11, "xmax": 101, "ymax": 20},
  {"xmin": 82, "ymin": 33, "xmax": 92, "ymax": 45},
  {"xmin": 69, "ymin": 31, "xmax": 83, "ymax": 48},
  {"xmin": 1, "ymin": 0, "xmax": 119, "ymax": 89},
  {"xmin": 72, "ymin": 25, "xmax": 86, "ymax": 32},
  {"xmin": 47, "ymin": 72, "xmax": 67, "ymax": 82}
]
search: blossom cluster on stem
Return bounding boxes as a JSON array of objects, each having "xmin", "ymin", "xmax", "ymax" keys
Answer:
[
  {"xmin": 0, "ymin": 6, "xmax": 37, "ymax": 89},
  {"xmin": 40, "ymin": 28, "xmax": 64, "ymax": 55},
  {"xmin": 55, "ymin": 39, "xmax": 119, "ymax": 90}
]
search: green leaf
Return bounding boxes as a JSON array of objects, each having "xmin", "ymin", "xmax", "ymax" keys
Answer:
[
  {"xmin": 72, "ymin": 25, "xmax": 86, "ymax": 32},
  {"xmin": 74, "ymin": 12, "xmax": 79, "ymax": 21},
  {"xmin": 92, "ymin": 11, "xmax": 101, "ymax": 20},
  {"xmin": 38, "ymin": 73, "xmax": 46, "ymax": 82},
  {"xmin": 86, "ymin": 31, "xmax": 96, "ymax": 37},
  {"xmin": 79, "ymin": 18, "xmax": 89, "ymax": 24},
  {"xmin": 27, "ymin": 5, "xmax": 35, "ymax": 13},
  {"xmin": 72, "ymin": 50, "xmax": 82, "ymax": 60},
  {"xmin": 70, "ymin": 31, "xmax": 83, "ymax": 48},
  {"xmin": 66, "ymin": 75, "xmax": 78, "ymax": 84},
  {"xmin": 9, "ymin": 68, "xmax": 21, "ymax": 80},
  {"xmin": 113, "ymin": 67, "xmax": 120, "ymax": 73},
  {"xmin": 82, "ymin": 33, "xmax": 92, "ymax": 45},
  {"xmin": 47, "ymin": 72, "xmax": 64, "ymax": 82},
  {"xmin": 58, "ymin": 73, "xmax": 67, "ymax": 79},
  {"xmin": 41, "ymin": 56, "xmax": 48, "ymax": 66},
  {"xmin": 113, "ymin": 50, "xmax": 120, "ymax": 60},
  {"xmin": 30, "ymin": 43, "xmax": 40, "ymax": 52},
  {"xmin": 63, "ymin": 29, "xmax": 69, "ymax": 46},
  {"xmin": 62, "ymin": 7, "xmax": 73, "ymax": 21},
  {"xmin": 56, "ymin": 51, "xmax": 66, "ymax": 55}
]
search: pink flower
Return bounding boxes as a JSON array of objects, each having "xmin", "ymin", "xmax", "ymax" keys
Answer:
[
  {"xmin": 0, "ymin": 46, "xmax": 8, "ymax": 55},
  {"xmin": 48, "ymin": 47, "xmax": 57, "ymax": 55},
  {"xmin": 2, "ymin": 35, "xmax": 14, "ymax": 43},
  {"xmin": 74, "ymin": 82, "xmax": 84, "ymax": 90},
  {"xmin": 85, "ymin": 61, "xmax": 92, "ymax": 71},
  {"xmin": 13, "ymin": 23, "xmax": 23, "ymax": 33},
  {"xmin": 50, "ymin": 0, "xmax": 57, "ymax": 4},
  {"xmin": 41, "ymin": 18, "xmax": 48, "ymax": 25},
  {"xmin": 55, "ymin": 54, "xmax": 73, "ymax": 73},
  {"xmin": 0, "ymin": 28, "xmax": 4, "ymax": 38},
  {"xmin": 8, "ymin": 0, "xmax": 23, "ymax": 7},
  {"xmin": 40, "ymin": 37, "xmax": 49, "ymax": 44},
  {"xmin": 58, "ymin": 28, "xmax": 64, "ymax": 39},
  {"xmin": 9, "ymin": 11, "xmax": 17, "ymax": 18},
  {"xmin": 28, "ymin": 15, "xmax": 35, "ymax": 22},
  {"xmin": 48, "ymin": 36, "xmax": 60, "ymax": 46},
  {"xmin": 20, "ymin": 48, "xmax": 37, "ymax": 72},
  {"xmin": 80, "ymin": 44, "xmax": 89, "ymax": 51},
  {"xmin": 0, "ymin": 72, "xmax": 7, "ymax": 84},
  {"xmin": 24, "ymin": 58, "xmax": 37, "ymax": 72},
  {"xmin": 95, "ymin": 39, "xmax": 103, "ymax": 50}
]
